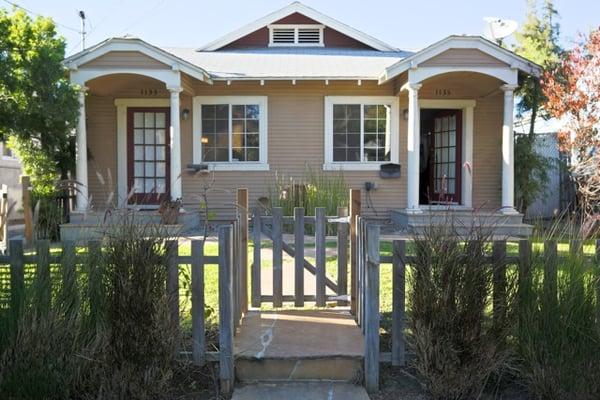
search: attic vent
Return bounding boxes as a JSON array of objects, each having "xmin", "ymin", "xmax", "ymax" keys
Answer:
[{"xmin": 269, "ymin": 24, "xmax": 324, "ymax": 47}]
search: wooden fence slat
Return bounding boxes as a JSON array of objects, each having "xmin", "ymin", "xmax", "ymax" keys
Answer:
[
  {"xmin": 294, "ymin": 207, "xmax": 305, "ymax": 307},
  {"xmin": 166, "ymin": 240, "xmax": 180, "ymax": 352},
  {"xmin": 9, "ymin": 240, "xmax": 24, "ymax": 318},
  {"xmin": 218, "ymin": 225, "xmax": 234, "ymax": 395},
  {"xmin": 596, "ymin": 239, "xmax": 600, "ymax": 333},
  {"xmin": 252, "ymin": 208, "xmax": 262, "ymax": 308},
  {"xmin": 316, "ymin": 207, "xmax": 327, "ymax": 307},
  {"xmin": 191, "ymin": 240, "xmax": 205, "ymax": 366},
  {"xmin": 392, "ymin": 240, "xmax": 406, "ymax": 367},
  {"xmin": 337, "ymin": 206, "xmax": 349, "ymax": 306},
  {"xmin": 238, "ymin": 189, "xmax": 249, "ymax": 314},
  {"xmin": 365, "ymin": 223, "xmax": 380, "ymax": 393},
  {"xmin": 272, "ymin": 207, "xmax": 283, "ymax": 308},
  {"xmin": 36, "ymin": 239, "xmax": 51, "ymax": 312},
  {"xmin": 518, "ymin": 239, "xmax": 532, "ymax": 337},
  {"xmin": 544, "ymin": 240, "xmax": 558, "ymax": 308},
  {"xmin": 349, "ymin": 189, "xmax": 361, "ymax": 315},
  {"xmin": 492, "ymin": 240, "xmax": 507, "ymax": 332},
  {"xmin": 232, "ymin": 221, "xmax": 240, "ymax": 329}
]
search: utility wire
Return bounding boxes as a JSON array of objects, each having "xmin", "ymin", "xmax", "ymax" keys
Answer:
[{"xmin": 1, "ymin": 0, "xmax": 81, "ymax": 33}]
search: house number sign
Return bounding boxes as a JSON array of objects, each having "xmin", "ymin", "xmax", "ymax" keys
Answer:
[
  {"xmin": 434, "ymin": 88, "xmax": 452, "ymax": 96},
  {"xmin": 140, "ymin": 88, "xmax": 163, "ymax": 96}
]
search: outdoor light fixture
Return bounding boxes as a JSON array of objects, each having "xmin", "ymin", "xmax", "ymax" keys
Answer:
[
  {"xmin": 403, "ymin": 109, "xmax": 409, "ymax": 120},
  {"xmin": 201, "ymin": 136, "xmax": 209, "ymax": 144},
  {"xmin": 182, "ymin": 108, "xmax": 190, "ymax": 120}
]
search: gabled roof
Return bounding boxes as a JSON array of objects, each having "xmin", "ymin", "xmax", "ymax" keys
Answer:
[
  {"xmin": 379, "ymin": 35, "xmax": 542, "ymax": 83},
  {"xmin": 198, "ymin": 2, "xmax": 398, "ymax": 52},
  {"xmin": 64, "ymin": 37, "xmax": 212, "ymax": 83}
]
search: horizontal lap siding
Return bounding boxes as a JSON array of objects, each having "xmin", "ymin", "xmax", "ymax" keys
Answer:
[
  {"xmin": 181, "ymin": 81, "xmax": 405, "ymax": 218},
  {"xmin": 80, "ymin": 51, "xmax": 170, "ymax": 69},
  {"xmin": 421, "ymin": 48, "xmax": 509, "ymax": 67},
  {"xmin": 86, "ymin": 96, "xmax": 118, "ymax": 207}
]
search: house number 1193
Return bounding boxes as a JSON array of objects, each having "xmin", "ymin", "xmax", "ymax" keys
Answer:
[{"xmin": 434, "ymin": 89, "xmax": 451, "ymax": 96}]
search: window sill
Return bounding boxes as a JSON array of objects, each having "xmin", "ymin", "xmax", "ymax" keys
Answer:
[
  {"xmin": 323, "ymin": 163, "xmax": 386, "ymax": 171},
  {"xmin": 189, "ymin": 163, "xmax": 270, "ymax": 172}
]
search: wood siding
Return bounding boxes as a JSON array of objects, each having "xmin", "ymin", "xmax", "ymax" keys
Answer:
[
  {"xmin": 85, "ymin": 73, "xmax": 504, "ymax": 216},
  {"xmin": 80, "ymin": 51, "xmax": 170, "ymax": 69},
  {"xmin": 421, "ymin": 48, "xmax": 508, "ymax": 67},
  {"xmin": 221, "ymin": 12, "xmax": 373, "ymax": 50}
]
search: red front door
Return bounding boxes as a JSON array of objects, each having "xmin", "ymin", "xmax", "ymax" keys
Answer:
[
  {"xmin": 427, "ymin": 109, "xmax": 462, "ymax": 204},
  {"xmin": 127, "ymin": 108, "xmax": 170, "ymax": 204}
]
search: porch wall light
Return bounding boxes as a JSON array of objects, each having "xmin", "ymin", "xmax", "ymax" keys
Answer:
[
  {"xmin": 403, "ymin": 109, "xmax": 409, "ymax": 120},
  {"xmin": 182, "ymin": 108, "xmax": 190, "ymax": 120}
]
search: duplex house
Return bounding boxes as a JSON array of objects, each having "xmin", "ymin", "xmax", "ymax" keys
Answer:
[{"xmin": 64, "ymin": 2, "xmax": 540, "ymax": 234}]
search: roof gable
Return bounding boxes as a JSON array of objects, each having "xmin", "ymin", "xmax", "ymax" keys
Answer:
[{"xmin": 199, "ymin": 2, "xmax": 397, "ymax": 52}]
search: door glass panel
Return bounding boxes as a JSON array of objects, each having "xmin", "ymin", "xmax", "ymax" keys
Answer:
[
  {"xmin": 156, "ymin": 178, "xmax": 166, "ymax": 193},
  {"xmin": 133, "ymin": 178, "xmax": 144, "ymax": 192},
  {"xmin": 145, "ymin": 146, "xmax": 154, "ymax": 160},
  {"xmin": 134, "ymin": 129, "xmax": 144, "ymax": 144},
  {"xmin": 156, "ymin": 162, "xmax": 166, "ymax": 177},
  {"xmin": 145, "ymin": 162, "xmax": 155, "ymax": 176},
  {"xmin": 156, "ymin": 147, "xmax": 166, "ymax": 161},
  {"xmin": 155, "ymin": 113, "xmax": 165, "ymax": 128},
  {"xmin": 431, "ymin": 111, "xmax": 460, "ymax": 201},
  {"xmin": 144, "ymin": 130, "xmax": 155, "ymax": 144},
  {"xmin": 134, "ymin": 113, "xmax": 144, "ymax": 128},
  {"xmin": 134, "ymin": 162, "xmax": 144, "ymax": 176},
  {"xmin": 134, "ymin": 146, "xmax": 143, "ymax": 160},
  {"xmin": 144, "ymin": 113, "xmax": 155, "ymax": 128},
  {"xmin": 156, "ymin": 129, "xmax": 165, "ymax": 144},
  {"xmin": 144, "ymin": 178, "xmax": 155, "ymax": 192}
]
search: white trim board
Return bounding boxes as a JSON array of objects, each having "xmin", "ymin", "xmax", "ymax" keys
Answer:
[
  {"xmin": 419, "ymin": 99, "xmax": 475, "ymax": 208},
  {"xmin": 323, "ymin": 96, "xmax": 400, "ymax": 171},
  {"xmin": 114, "ymin": 98, "xmax": 170, "ymax": 204},
  {"xmin": 192, "ymin": 96, "xmax": 269, "ymax": 171},
  {"xmin": 198, "ymin": 2, "xmax": 397, "ymax": 52}
]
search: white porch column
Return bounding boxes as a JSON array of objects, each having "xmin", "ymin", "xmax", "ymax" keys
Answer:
[
  {"xmin": 501, "ymin": 84, "xmax": 519, "ymax": 214},
  {"xmin": 406, "ymin": 83, "xmax": 422, "ymax": 212},
  {"xmin": 75, "ymin": 87, "xmax": 89, "ymax": 211},
  {"xmin": 168, "ymin": 86, "xmax": 183, "ymax": 201}
]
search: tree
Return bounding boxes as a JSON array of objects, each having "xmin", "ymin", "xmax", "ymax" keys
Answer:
[
  {"xmin": 0, "ymin": 8, "xmax": 79, "ymax": 194},
  {"xmin": 542, "ymin": 28, "xmax": 600, "ymax": 219},
  {"xmin": 512, "ymin": 0, "xmax": 561, "ymax": 213}
]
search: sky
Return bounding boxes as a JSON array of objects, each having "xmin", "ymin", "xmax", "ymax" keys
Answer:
[{"xmin": 1, "ymin": 0, "xmax": 599, "ymax": 55}]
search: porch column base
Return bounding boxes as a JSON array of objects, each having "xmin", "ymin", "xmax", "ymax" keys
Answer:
[
  {"xmin": 500, "ymin": 206, "xmax": 520, "ymax": 215},
  {"xmin": 404, "ymin": 207, "xmax": 423, "ymax": 214}
]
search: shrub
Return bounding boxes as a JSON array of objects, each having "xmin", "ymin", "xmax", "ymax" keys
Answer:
[
  {"xmin": 518, "ymin": 241, "xmax": 600, "ymax": 399},
  {"xmin": 408, "ymin": 223, "xmax": 513, "ymax": 399}
]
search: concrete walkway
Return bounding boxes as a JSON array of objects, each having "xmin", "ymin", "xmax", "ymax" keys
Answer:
[{"xmin": 232, "ymin": 382, "xmax": 370, "ymax": 400}]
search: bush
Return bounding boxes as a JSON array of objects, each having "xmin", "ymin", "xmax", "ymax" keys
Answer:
[
  {"xmin": 408, "ymin": 223, "xmax": 513, "ymax": 399},
  {"xmin": 518, "ymin": 241, "xmax": 600, "ymax": 399}
]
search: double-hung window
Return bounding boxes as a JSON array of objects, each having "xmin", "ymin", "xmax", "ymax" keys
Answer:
[
  {"xmin": 192, "ymin": 96, "xmax": 268, "ymax": 171},
  {"xmin": 324, "ymin": 96, "xmax": 399, "ymax": 170}
]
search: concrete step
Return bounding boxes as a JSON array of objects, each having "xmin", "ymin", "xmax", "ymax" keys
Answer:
[
  {"xmin": 235, "ymin": 310, "xmax": 363, "ymax": 382},
  {"xmin": 405, "ymin": 222, "xmax": 533, "ymax": 237},
  {"xmin": 232, "ymin": 382, "xmax": 370, "ymax": 400},
  {"xmin": 391, "ymin": 209, "xmax": 526, "ymax": 226}
]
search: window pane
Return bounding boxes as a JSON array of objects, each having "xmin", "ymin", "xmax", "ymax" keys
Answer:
[
  {"xmin": 156, "ymin": 178, "xmax": 166, "ymax": 194},
  {"xmin": 361, "ymin": 103, "xmax": 389, "ymax": 163},
  {"xmin": 333, "ymin": 148, "xmax": 346, "ymax": 161},
  {"xmin": 232, "ymin": 120, "xmax": 244, "ymax": 134},
  {"xmin": 202, "ymin": 119, "xmax": 215, "ymax": 133},
  {"xmin": 246, "ymin": 105, "xmax": 259, "ymax": 119},
  {"xmin": 156, "ymin": 162, "xmax": 166, "ymax": 177},
  {"xmin": 134, "ymin": 146, "xmax": 143, "ymax": 160},
  {"xmin": 364, "ymin": 148, "xmax": 377, "ymax": 161},
  {"xmin": 134, "ymin": 162, "xmax": 144, "ymax": 176},
  {"xmin": 247, "ymin": 148, "xmax": 259, "ymax": 161},
  {"xmin": 156, "ymin": 147, "xmax": 166, "ymax": 161},
  {"xmin": 144, "ymin": 113, "xmax": 155, "ymax": 128},
  {"xmin": 347, "ymin": 134, "xmax": 360, "ymax": 147},
  {"xmin": 232, "ymin": 105, "xmax": 245, "ymax": 119},
  {"xmin": 145, "ymin": 162, "xmax": 155, "ymax": 176},
  {"xmin": 232, "ymin": 148, "xmax": 244, "ymax": 161},
  {"xmin": 216, "ymin": 104, "xmax": 228, "ymax": 119},
  {"xmin": 215, "ymin": 148, "xmax": 228, "ymax": 161},
  {"xmin": 133, "ymin": 178, "xmax": 144, "ymax": 192},
  {"xmin": 216, "ymin": 120, "xmax": 228, "ymax": 134},
  {"xmin": 202, "ymin": 105, "xmax": 215, "ymax": 119},
  {"xmin": 347, "ymin": 105, "xmax": 360, "ymax": 119},
  {"xmin": 156, "ymin": 129, "xmax": 166, "ymax": 144},
  {"xmin": 145, "ymin": 129, "xmax": 155, "ymax": 144},
  {"xmin": 134, "ymin": 113, "xmax": 144, "ymax": 128},
  {"xmin": 246, "ymin": 134, "xmax": 259, "ymax": 147},
  {"xmin": 144, "ymin": 178, "xmax": 155, "ymax": 193},
  {"xmin": 232, "ymin": 134, "xmax": 244, "ymax": 147},
  {"xmin": 145, "ymin": 146, "xmax": 154, "ymax": 161},
  {"xmin": 364, "ymin": 105, "xmax": 377, "ymax": 119},
  {"xmin": 333, "ymin": 105, "xmax": 346, "ymax": 119},
  {"xmin": 364, "ymin": 119, "xmax": 377, "ymax": 133},
  {"xmin": 134, "ymin": 129, "xmax": 144, "ymax": 144},
  {"xmin": 333, "ymin": 134, "xmax": 346, "ymax": 147},
  {"xmin": 246, "ymin": 119, "xmax": 259, "ymax": 133},
  {"xmin": 155, "ymin": 113, "xmax": 166, "ymax": 128},
  {"xmin": 347, "ymin": 119, "xmax": 360, "ymax": 133},
  {"xmin": 347, "ymin": 148, "xmax": 360, "ymax": 161}
]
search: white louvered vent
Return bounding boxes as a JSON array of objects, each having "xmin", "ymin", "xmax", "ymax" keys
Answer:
[
  {"xmin": 269, "ymin": 25, "xmax": 324, "ymax": 47},
  {"xmin": 298, "ymin": 28, "xmax": 321, "ymax": 44},
  {"xmin": 272, "ymin": 28, "xmax": 295, "ymax": 44}
]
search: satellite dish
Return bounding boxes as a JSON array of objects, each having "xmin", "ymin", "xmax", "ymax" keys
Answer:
[{"xmin": 483, "ymin": 17, "xmax": 518, "ymax": 44}]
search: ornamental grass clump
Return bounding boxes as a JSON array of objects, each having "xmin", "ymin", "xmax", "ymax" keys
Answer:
[{"xmin": 408, "ymin": 223, "xmax": 514, "ymax": 399}]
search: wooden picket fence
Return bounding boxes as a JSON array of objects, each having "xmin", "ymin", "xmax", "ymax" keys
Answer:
[
  {"xmin": 251, "ymin": 205, "xmax": 350, "ymax": 307},
  {"xmin": 0, "ymin": 189, "xmax": 249, "ymax": 395},
  {"xmin": 355, "ymin": 216, "xmax": 600, "ymax": 393}
]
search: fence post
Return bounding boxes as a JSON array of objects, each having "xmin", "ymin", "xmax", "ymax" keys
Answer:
[
  {"xmin": 544, "ymin": 240, "xmax": 558, "ymax": 309},
  {"xmin": 294, "ymin": 207, "xmax": 305, "ymax": 307},
  {"xmin": 0, "ymin": 184, "xmax": 8, "ymax": 253},
  {"xmin": 492, "ymin": 241, "xmax": 507, "ymax": 332},
  {"xmin": 392, "ymin": 240, "xmax": 406, "ymax": 366},
  {"xmin": 166, "ymin": 240, "xmax": 180, "ymax": 353},
  {"xmin": 349, "ymin": 189, "xmax": 361, "ymax": 315},
  {"xmin": 252, "ymin": 208, "xmax": 262, "ymax": 308},
  {"xmin": 364, "ymin": 223, "xmax": 380, "ymax": 393},
  {"xmin": 237, "ymin": 188, "xmax": 249, "ymax": 314},
  {"xmin": 218, "ymin": 224, "xmax": 234, "ymax": 395},
  {"xmin": 518, "ymin": 239, "xmax": 532, "ymax": 338},
  {"xmin": 9, "ymin": 240, "xmax": 24, "ymax": 319},
  {"xmin": 316, "ymin": 207, "xmax": 326, "ymax": 307},
  {"xmin": 232, "ymin": 221, "xmax": 240, "ymax": 329},
  {"xmin": 36, "ymin": 239, "xmax": 51, "ymax": 312},
  {"xmin": 272, "ymin": 207, "xmax": 283, "ymax": 307},
  {"xmin": 191, "ymin": 240, "xmax": 206, "ymax": 366},
  {"xmin": 337, "ymin": 206, "xmax": 349, "ymax": 306},
  {"xmin": 596, "ymin": 239, "xmax": 600, "ymax": 334},
  {"xmin": 21, "ymin": 176, "xmax": 33, "ymax": 244}
]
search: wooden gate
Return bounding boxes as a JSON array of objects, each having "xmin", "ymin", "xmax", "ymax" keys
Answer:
[{"xmin": 250, "ymin": 206, "xmax": 351, "ymax": 308}]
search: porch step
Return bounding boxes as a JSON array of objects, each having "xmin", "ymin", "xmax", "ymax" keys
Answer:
[
  {"xmin": 232, "ymin": 382, "xmax": 370, "ymax": 400},
  {"xmin": 234, "ymin": 309, "xmax": 363, "ymax": 382},
  {"xmin": 390, "ymin": 209, "xmax": 533, "ymax": 237}
]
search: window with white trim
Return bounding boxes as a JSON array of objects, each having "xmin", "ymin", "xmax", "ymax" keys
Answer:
[
  {"xmin": 269, "ymin": 24, "xmax": 324, "ymax": 47},
  {"xmin": 324, "ymin": 96, "xmax": 399, "ymax": 170},
  {"xmin": 193, "ymin": 96, "xmax": 268, "ymax": 170}
]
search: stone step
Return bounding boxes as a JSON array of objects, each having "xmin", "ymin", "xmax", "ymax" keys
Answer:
[
  {"xmin": 232, "ymin": 382, "xmax": 370, "ymax": 400},
  {"xmin": 235, "ymin": 309, "xmax": 363, "ymax": 382}
]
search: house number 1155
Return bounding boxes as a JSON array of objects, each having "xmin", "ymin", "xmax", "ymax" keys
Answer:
[{"xmin": 434, "ymin": 89, "xmax": 451, "ymax": 96}]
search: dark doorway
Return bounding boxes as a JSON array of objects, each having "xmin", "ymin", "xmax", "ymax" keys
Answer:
[{"xmin": 419, "ymin": 109, "xmax": 462, "ymax": 205}]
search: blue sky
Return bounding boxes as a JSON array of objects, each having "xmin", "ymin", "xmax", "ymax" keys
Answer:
[{"xmin": 3, "ymin": 0, "xmax": 598, "ymax": 55}]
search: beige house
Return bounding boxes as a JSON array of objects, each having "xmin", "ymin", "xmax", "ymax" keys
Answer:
[{"xmin": 64, "ymin": 2, "xmax": 540, "ymax": 234}]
